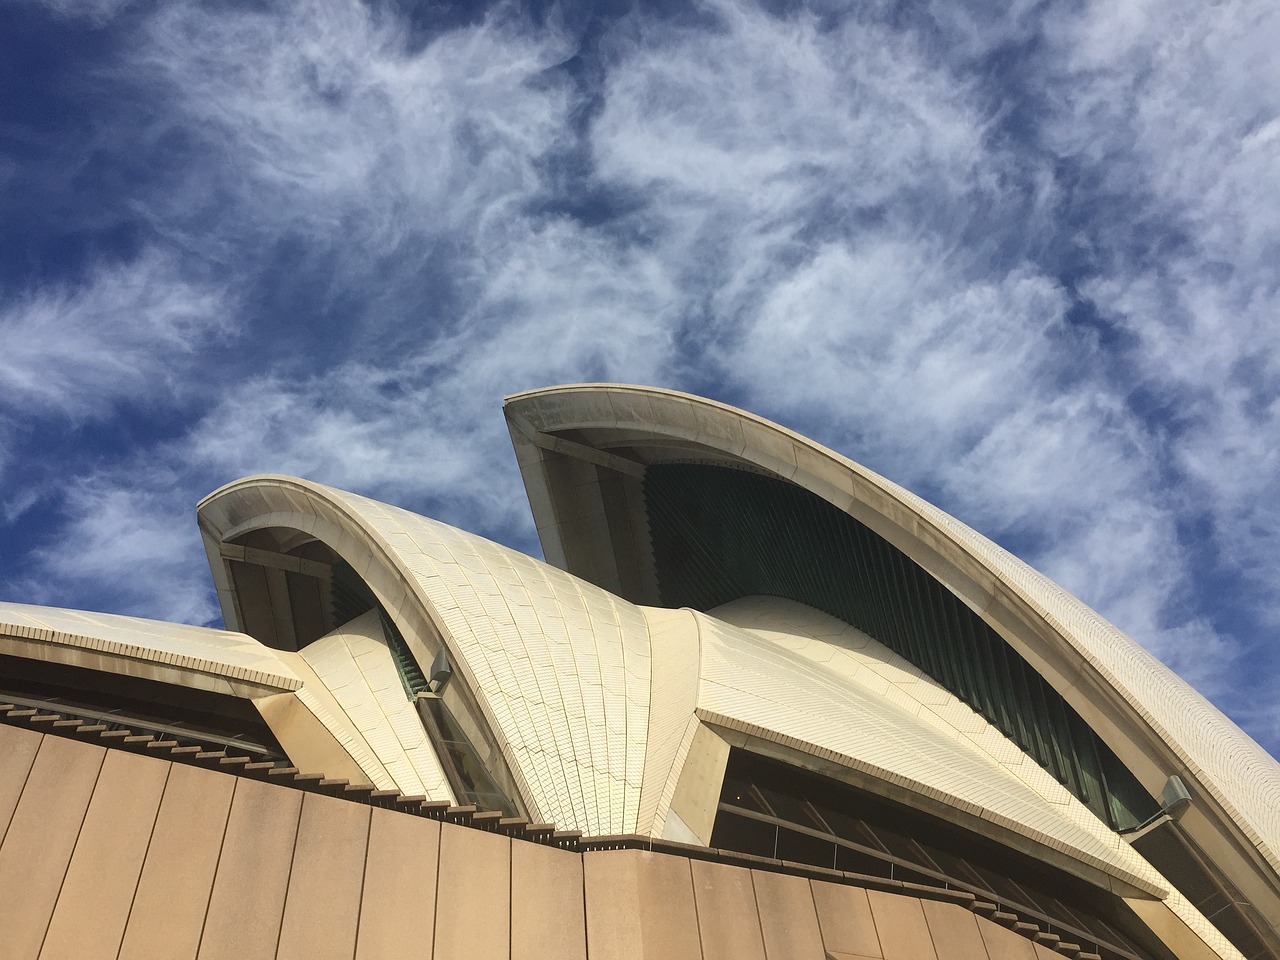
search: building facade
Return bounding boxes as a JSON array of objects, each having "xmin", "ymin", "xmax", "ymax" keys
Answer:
[{"xmin": 1, "ymin": 383, "xmax": 1277, "ymax": 960}]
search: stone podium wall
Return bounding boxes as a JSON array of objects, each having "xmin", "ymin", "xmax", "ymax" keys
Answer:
[{"xmin": 0, "ymin": 723, "xmax": 1073, "ymax": 960}]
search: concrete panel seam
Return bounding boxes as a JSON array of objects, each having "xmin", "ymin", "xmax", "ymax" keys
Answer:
[
  {"xmin": 430, "ymin": 804, "xmax": 445, "ymax": 960},
  {"xmin": 0, "ymin": 728, "xmax": 41, "ymax": 850},
  {"xmin": 747, "ymin": 870, "xmax": 772, "ymax": 960},
  {"xmin": 110, "ymin": 761, "xmax": 174, "ymax": 960},
  {"xmin": 32, "ymin": 736, "xmax": 109, "ymax": 960},
  {"xmin": 685, "ymin": 855, "xmax": 707, "ymax": 960},
  {"xmin": 270, "ymin": 784, "xmax": 310, "ymax": 960},
  {"xmin": 192, "ymin": 777, "xmax": 253, "ymax": 960},
  {"xmin": 350, "ymin": 798, "xmax": 376, "ymax": 960}
]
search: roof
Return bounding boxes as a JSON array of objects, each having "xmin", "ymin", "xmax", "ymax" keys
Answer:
[
  {"xmin": 199, "ymin": 474, "xmax": 1192, "ymax": 902},
  {"xmin": 0, "ymin": 600, "xmax": 301, "ymax": 694},
  {"xmin": 503, "ymin": 383, "xmax": 1280, "ymax": 887}
]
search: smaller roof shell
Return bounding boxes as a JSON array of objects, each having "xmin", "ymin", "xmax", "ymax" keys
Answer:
[{"xmin": 0, "ymin": 600, "xmax": 301, "ymax": 697}]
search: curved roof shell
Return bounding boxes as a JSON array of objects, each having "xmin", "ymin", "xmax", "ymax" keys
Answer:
[
  {"xmin": 198, "ymin": 476, "xmax": 678, "ymax": 836},
  {"xmin": 0, "ymin": 378, "xmax": 1272, "ymax": 959},
  {"xmin": 697, "ymin": 596, "xmax": 1168, "ymax": 898},
  {"xmin": 503, "ymin": 382, "xmax": 1280, "ymax": 941}
]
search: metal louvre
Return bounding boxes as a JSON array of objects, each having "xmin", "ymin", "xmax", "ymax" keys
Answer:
[
  {"xmin": 330, "ymin": 559, "xmax": 378, "ymax": 631},
  {"xmin": 643, "ymin": 462, "xmax": 1158, "ymax": 831},
  {"xmin": 713, "ymin": 750, "xmax": 1165, "ymax": 960}
]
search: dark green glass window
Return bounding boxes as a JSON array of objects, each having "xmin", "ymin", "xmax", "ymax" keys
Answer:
[{"xmin": 644, "ymin": 462, "xmax": 1158, "ymax": 831}]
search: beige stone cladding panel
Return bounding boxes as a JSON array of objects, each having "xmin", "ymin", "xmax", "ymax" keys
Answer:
[
  {"xmin": 197, "ymin": 777, "xmax": 303, "ymax": 960},
  {"xmin": 693, "ymin": 605, "xmax": 1166, "ymax": 897},
  {"xmin": 39, "ymin": 749, "xmax": 169, "ymax": 960},
  {"xmin": 1124, "ymin": 893, "xmax": 1244, "ymax": 960},
  {"xmin": 583, "ymin": 849, "xmax": 703, "ymax": 960},
  {"xmin": 329, "ymin": 486, "xmax": 654, "ymax": 837},
  {"xmin": 0, "ymin": 723, "xmax": 41, "ymax": 836},
  {"xmin": 975, "ymin": 916, "xmax": 1039, "ymax": 960},
  {"xmin": 434, "ymin": 820, "xmax": 511, "ymax": 960},
  {"xmin": 811, "ymin": 879, "xmax": 883, "ymax": 957},
  {"xmin": 508, "ymin": 384, "xmax": 1280, "ymax": 880},
  {"xmin": 751, "ymin": 868, "xmax": 826, "ymax": 960},
  {"xmin": 355, "ymin": 807, "xmax": 441, "ymax": 959},
  {"xmin": 0, "ymin": 600, "xmax": 299, "ymax": 693},
  {"xmin": 663, "ymin": 720, "xmax": 731, "ymax": 845},
  {"xmin": 691, "ymin": 859, "xmax": 767, "ymax": 960},
  {"xmin": 920, "ymin": 899, "xmax": 992, "ymax": 960},
  {"xmin": 0, "ymin": 734, "xmax": 1161, "ymax": 960},
  {"xmin": 254, "ymin": 688, "xmax": 380, "ymax": 788},
  {"xmin": 511, "ymin": 836, "xmax": 587, "ymax": 960},
  {"xmin": 0, "ymin": 734, "xmax": 106, "ymax": 960},
  {"xmin": 866, "ymin": 888, "xmax": 940, "ymax": 960},
  {"xmin": 118, "ymin": 762, "xmax": 237, "ymax": 960},
  {"xmin": 276, "ymin": 792, "xmax": 371, "ymax": 960},
  {"xmin": 297, "ymin": 608, "xmax": 454, "ymax": 800}
]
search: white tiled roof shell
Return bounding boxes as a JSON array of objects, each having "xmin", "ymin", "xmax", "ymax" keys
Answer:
[
  {"xmin": 208, "ymin": 476, "xmax": 1176, "ymax": 884},
  {"xmin": 323, "ymin": 486, "xmax": 656, "ymax": 837},
  {"xmin": 506, "ymin": 383, "xmax": 1280, "ymax": 881},
  {"xmin": 705, "ymin": 597, "xmax": 1244, "ymax": 959},
  {"xmin": 293, "ymin": 609, "xmax": 454, "ymax": 801},
  {"xmin": 896, "ymin": 478, "xmax": 1280, "ymax": 873},
  {"xmin": 705, "ymin": 595, "xmax": 1163, "ymax": 895},
  {"xmin": 0, "ymin": 600, "xmax": 300, "ymax": 693}
]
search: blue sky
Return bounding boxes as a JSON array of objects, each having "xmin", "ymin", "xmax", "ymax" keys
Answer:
[{"xmin": 2, "ymin": 0, "xmax": 1278, "ymax": 757}]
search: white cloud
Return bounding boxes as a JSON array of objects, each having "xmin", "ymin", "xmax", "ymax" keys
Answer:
[
  {"xmin": 23, "ymin": 209, "xmax": 689, "ymax": 605},
  {"xmin": 593, "ymin": 1, "xmax": 992, "ymax": 206},
  {"xmin": 0, "ymin": 253, "xmax": 228, "ymax": 421},
  {"xmin": 14, "ymin": 474, "xmax": 219, "ymax": 625},
  {"xmin": 2, "ymin": 0, "xmax": 669, "ymax": 623},
  {"xmin": 728, "ymin": 244, "xmax": 1068, "ymax": 446},
  {"xmin": 719, "ymin": 234, "xmax": 1228, "ymax": 690},
  {"xmin": 584, "ymin": 0, "xmax": 1264, "ymax": 716},
  {"xmin": 35, "ymin": 0, "xmax": 134, "ymax": 26},
  {"xmin": 1045, "ymin": 0, "xmax": 1280, "ymax": 629},
  {"xmin": 136, "ymin": 0, "xmax": 577, "ymax": 290}
]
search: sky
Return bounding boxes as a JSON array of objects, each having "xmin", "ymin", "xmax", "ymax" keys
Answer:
[{"xmin": 1, "ymin": 0, "xmax": 1277, "ymax": 757}]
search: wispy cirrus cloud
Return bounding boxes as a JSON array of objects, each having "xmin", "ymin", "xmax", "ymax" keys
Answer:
[
  {"xmin": 1039, "ymin": 0, "xmax": 1280, "ymax": 706},
  {"xmin": 11, "ymin": 471, "xmax": 219, "ymax": 625},
  {"xmin": 135, "ymin": 1, "xmax": 578, "ymax": 303},
  {"xmin": 575, "ymin": 0, "xmax": 1224, "ymax": 689},
  {"xmin": 0, "ymin": 253, "xmax": 227, "ymax": 419}
]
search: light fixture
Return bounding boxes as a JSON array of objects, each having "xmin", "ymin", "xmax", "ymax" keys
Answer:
[
  {"xmin": 1120, "ymin": 775, "xmax": 1193, "ymax": 840},
  {"xmin": 428, "ymin": 647, "xmax": 452, "ymax": 693}
]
